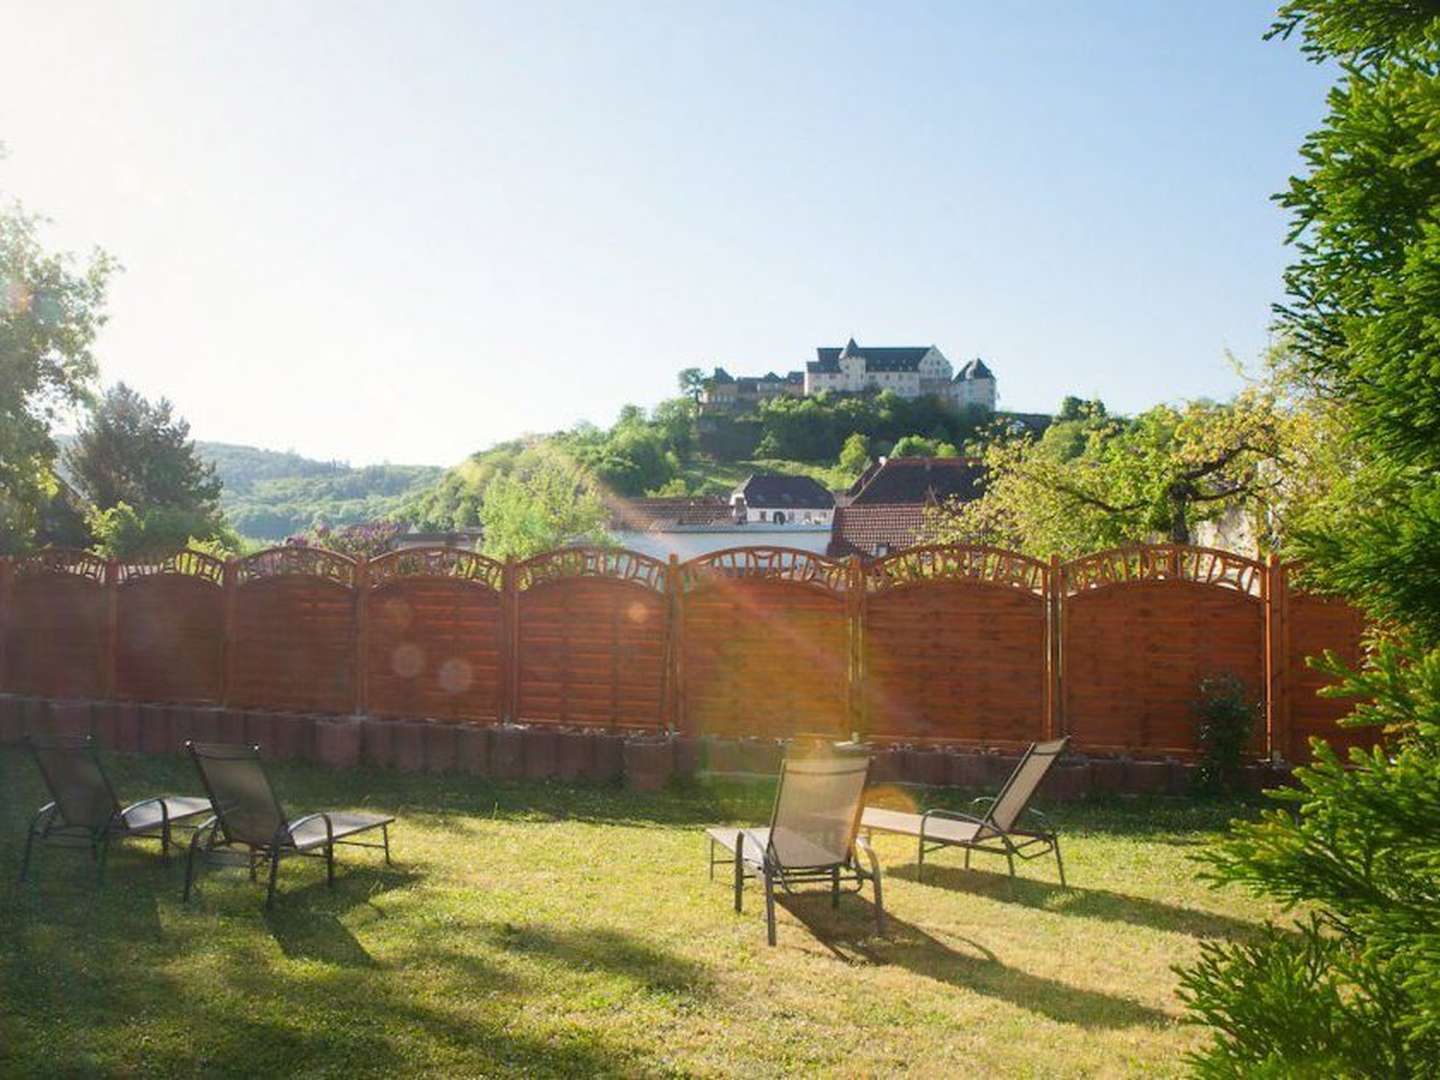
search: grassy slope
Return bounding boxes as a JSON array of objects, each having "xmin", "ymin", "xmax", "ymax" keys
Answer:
[
  {"xmin": 675, "ymin": 458, "xmax": 858, "ymax": 497},
  {"xmin": 0, "ymin": 748, "xmax": 1273, "ymax": 1077}
]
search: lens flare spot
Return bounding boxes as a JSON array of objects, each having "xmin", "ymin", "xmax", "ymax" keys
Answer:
[
  {"xmin": 391, "ymin": 643, "xmax": 424, "ymax": 678},
  {"xmin": 381, "ymin": 597, "xmax": 414, "ymax": 629},
  {"xmin": 625, "ymin": 601, "xmax": 649, "ymax": 624},
  {"xmin": 866, "ymin": 784, "xmax": 920, "ymax": 813},
  {"xmin": 438, "ymin": 657, "xmax": 473, "ymax": 694}
]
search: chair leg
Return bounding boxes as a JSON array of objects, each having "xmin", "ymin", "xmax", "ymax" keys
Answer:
[
  {"xmin": 382, "ymin": 823, "xmax": 392, "ymax": 867},
  {"xmin": 963, "ymin": 846, "xmax": 972, "ymax": 870},
  {"xmin": 184, "ymin": 832, "xmax": 202, "ymax": 903},
  {"xmin": 161, "ymin": 819, "xmax": 171, "ymax": 863},
  {"xmin": 265, "ymin": 849, "xmax": 282, "ymax": 908},
  {"xmin": 918, "ymin": 836, "xmax": 926, "ymax": 883},
  {"xmin": 18, "ymin": 814, "xmax": 42, "ymax": 884},
  {"xmin": 325, "ymin": 842, "xmax": 335, "ymax": 887},
  {"xmin": 831, "ymin": 867, "xmax": 840, "ymax": 909},
  {"xmin": 733, "ymin": 844, "xmax": 744, "ymax": 913},
  {"xmin": 872, "ymin": 869, "xmax": 885, "ymax": 936},
  {"xmin": 763, "ymin": 868, "xmax": 777, "ymax": 947},
  {"xmin": 1053, "ymin": 836, "xmax": 1067, "ymax": 888},
  {"xmin": 1005, "ymin": 849, "xmax": 1016, "ymax": 879}
]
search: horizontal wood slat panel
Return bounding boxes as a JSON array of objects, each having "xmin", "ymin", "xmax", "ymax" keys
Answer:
[
  {"xmin": 367, "ymin": 580, "xmax": 503, "ymax": 721},
  {"xmin": 1286, "ymin": 593, "xmax": 1371, "ymax": 762},
  {"xmin": 115, "ymin": 576, "xmax": 224, "ymax": 702},
  {"xmin": 4, "ymin": 575, "xmax": 107, "ymax": 698},
  {"xmin": 230, "ymin": 578, "xmax": 355, "ymax": 713},
  {"xmin": 864, "ymin": 582, "xmax": 1046, "ymax": 744}
]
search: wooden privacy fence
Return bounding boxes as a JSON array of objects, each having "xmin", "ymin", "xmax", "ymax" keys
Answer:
[{"xmin": 0, "ymin": 542, "xmax": 1372, "ymax": 762}]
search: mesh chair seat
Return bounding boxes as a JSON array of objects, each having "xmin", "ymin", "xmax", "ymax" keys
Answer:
[
  {"xmin": 705, "ymin": 826, "xmax": 847, "ymax": 870},
  {"xmin": 121, "ymin": 796, "xmax": 213, "ymax": 836},
  {"xmin": 860, "ymin": 807, "xmax": 988, "ymax": 844},
  {"xmin": 289, "ymin": 811, "xmax": 395, "ymax": 852}
]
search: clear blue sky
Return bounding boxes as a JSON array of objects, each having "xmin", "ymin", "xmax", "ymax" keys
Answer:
[{"xmin": 2, "ymin": 2, "xmax": 1332, "ymax": 466}]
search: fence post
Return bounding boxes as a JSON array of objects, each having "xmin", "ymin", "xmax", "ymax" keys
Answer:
[
  {"xmin": 1264, "ymin": 553, "xmax": 1287, "ymax": 762},
  {"xmin": 847, "ymin": 555, "xmax": 865, "ymax": 741},
  {"xmin": 354, "ymin": 556, "xmax": 369, "ymax": 716},
  {"xmin": 501, "ymin": 558, "xmax": 518, "ymax": 723},
  {"xmin": 221, "ymin": 558, "xmax": 237, "ymax": 706},
  {"xmin": 1047, "ymin": 554, "xmax": 1063, "ymax": 739},
  {"xmin": 663, "ymin": 554, "xmax": 680, "ymax": 734},
  {"xmin": 103, "ymin": 558, "xmax": 119, "ymax": 700},
  {"xmin": 0, "ymin": 557, "xmax": 11, "ymax": 691}
]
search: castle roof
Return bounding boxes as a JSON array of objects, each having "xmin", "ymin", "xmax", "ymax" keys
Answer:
[
  {"xmin": 808, "ymin": 341, "xmax": 934, "ymax": 374},
  {"xmin": 956, "ymin": 358, "xmax": 994, "ymax": 381}
]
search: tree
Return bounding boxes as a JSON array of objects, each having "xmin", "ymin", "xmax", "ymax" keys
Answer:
[
  {"xmin": 838, "ymin": 432, "xmax": 870, "ymax": 475},
  {"xmin": 937, "ymin": 394, "xmax": 1285, "ymax": 556},
  {"xmin": 66, "ymin": 383, "xmax": 222, "ymax": 518},
  {"xmin": 677, "ymin": 366, "xmax": 706, "ymax": 403},
  {"xmin": 480, "ymin": 452, "xmax": 611, "ymax": 559},
  {"xmin": 1178, "ymin": 4, "xmax": 1440, "ymax": 1073},
  {"xmin": 0, "ymin": 181, "xmax": 117, "ymax": 552},
  {"xmin": 889, "ymin": 434, "xmax": 960, "ymax": 459}
]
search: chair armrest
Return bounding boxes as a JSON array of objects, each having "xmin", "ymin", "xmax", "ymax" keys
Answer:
[
  {"xmin": 920, "ymin": 807, "xmax": 989, "ymax": 837},
  {"xmin": 119, "ymin": 795, "xmax": 169, "ymax": 832},
  {"xmin": 283, "ymin": 812, "xmax": 334, "ymax": 849},
  {"xmin": 854, "ymin": 834, "xmax": 882, "ymax": 880},
  {"xmin": 969, "ymin": 796, "xmax": 997, "ymax": 812},
  {"xmin": 1022, "ymin": 806, "xmax": 1057, "ymax": 836}
]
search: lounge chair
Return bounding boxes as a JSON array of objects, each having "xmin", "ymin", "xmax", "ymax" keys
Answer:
[
  {"xmin": 704, "ymin": 744, "xmax": 883, "ymax": 946},
  {"xmin": 183, "ymin": 741, "xmax": 395, "ymax": 907},
  {"xmin": 861, "ymin": 737, "xmax": 1069, "ymax": 886},
  {"xmin": 20, "ymin": 733, "xmax": 212, "ymax": 885}
]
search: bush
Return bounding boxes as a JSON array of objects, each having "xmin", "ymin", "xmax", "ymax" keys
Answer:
[{"xmin": 1192, "ymin": 674, "xmax": 1259, "ymax": 795}]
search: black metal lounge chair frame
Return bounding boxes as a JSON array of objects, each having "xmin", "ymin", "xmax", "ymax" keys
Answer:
[
  {"xmin": 914, "ymin": 801, "xmax": 1065, "ymax": 886},
  {"xmin": 182, "ymin": 742, "xmax": 393, "ymax": 908},
  {"xmin": 706, "ymin": 750, "xmax": 884, "ymax": 946},
  {"xmin": 19, "ymin": 734, "xmax": 209, "ymax": 886}
]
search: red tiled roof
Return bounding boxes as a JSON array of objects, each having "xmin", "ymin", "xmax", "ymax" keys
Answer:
[
  {"xmin": 849, "ymin": 457, "xmax": 985, "ymax": 506},
  {"xmin": 827, "ymin": 504, "xmax": 930, "ymax": 559},
  {"xmin": 606, "ymin": 497, "xmax": 732, "ymax": 531}
]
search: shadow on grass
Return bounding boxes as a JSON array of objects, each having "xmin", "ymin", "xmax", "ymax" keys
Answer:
[
  {"xmin": 262, "ymin": 867, "xmax": 418, "ymax": 967},
  {"xmin": 484, "ymin": 921, "xmax": 714, "ymax": 998},
  {"xmin": 779, "ymin": 893, "xmax": 1170, "ymax": 1030},
  {"xmin": 887, "ymin": 862, "xmax": 1258, "ymax": 940}
]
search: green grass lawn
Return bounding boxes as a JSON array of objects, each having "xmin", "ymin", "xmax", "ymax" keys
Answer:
[{"xmin": 0, "ymin": 748, "xmax": 1274, "ymax": 1077}]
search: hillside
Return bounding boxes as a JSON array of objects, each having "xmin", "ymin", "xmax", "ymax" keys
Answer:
[{"xmin": 200, "ymin": 442, "xmax": 443, "ymax": 540}]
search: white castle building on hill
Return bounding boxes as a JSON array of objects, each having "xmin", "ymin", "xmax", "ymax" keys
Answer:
[
  {"xmin": 702, "ymin": 338, "xmax": 996, "ymax": 413},
  {"xmin": 805, "ymin": 339, "xmax": 995, "ymax": 409}
]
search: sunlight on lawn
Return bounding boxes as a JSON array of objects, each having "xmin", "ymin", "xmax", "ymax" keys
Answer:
[{"xmin": 0, "ymin": 750, "xmax": 1275, "ymax": 1078}]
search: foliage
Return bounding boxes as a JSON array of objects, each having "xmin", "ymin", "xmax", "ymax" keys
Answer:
[
  {"xmin": 1181, "ymin": 6, "xmax": 1440, "ymax": 1074},
  {"xmin": 676, "ymin": 366, "xmax": 706, "ymax": 402},
  {"xmin": 193, "ymin": 441, "xmax": 440, "ymax": 541},
  {"xmin": 889, "ymin": 433, "xmax": 960, "ymax": 459},
  {"xmin": 934, "ymin": 395, "xmax": 1284, "ymax": 556},
  {"xmin": 838, "ymin": 432, "xmax": 870, "ymax": 475},
  {"xmin": 286, "ymin": 520, "xmax": 407, "ymax": 560},
  {"xmin": 66, "ymin": 383, "xmax": 222, "ymax": 523},
  {"xmin": 0, "ymin": 185, "xmax": 117, "ymax": 553},
  {"xmin": 1191, "ymin": 674, "xmax": 1260, "ymax": 796},
  {"xmin": 479, "ymin": 451, "xmax": 611, "ymax": 559},
  {"xmin": 751, "ymin": 390, "xmax": 996, "ymax": 463},
  {"xmin": 87, "ymin": 501, "xmax": 242, "ymax": 559}
]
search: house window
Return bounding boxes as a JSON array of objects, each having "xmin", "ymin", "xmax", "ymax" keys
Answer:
[
  {"xmin": 773, "ymin": 511, "xmax": 786, "ymax": 525},
  {"xmin": 757, "ymin": 510, "xmax": 767, "ymax": 522}
]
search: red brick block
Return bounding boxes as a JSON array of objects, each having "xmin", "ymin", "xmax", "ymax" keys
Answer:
[
  {"xmin": 0, "ymin": 695, "xmax": 22, "ymax": 744},
  {"xmin": 1040, "ymin": 763, "xmax": 1091, "ymax": 801},
  {"xmin": 50, "ymin": 700, "xmax": 94, "ymax": 739},
  {"xmin": 361, "ymin": 718, "xmax": 394, "ymax": 768},
  {"xmin": 424, "ymin": 722, "xmax": 458, "ymax": 774},
  {"xmin": 523, "ymin": 727, "xmax": 557, "ymax": 780},
  {"xmin": 456, "ymin": 725, "xmax": 490, "ymax": 775},
  {"xmin": 946, "ymin": 751, "xmax": 988, "ymax": 790},
  {"xmin": 556, "ymin": 730, "xmax": 594, "ymax": 781},
  {"xmin": 393, "ymin": 721, "xmax": 427, "ymax": 772},
  {"xmin": 190, "ymin": 706, "xmax": 224, "ymax": 745},
  {"xmin": 1126, "ymin": 760, "xmax": 1170, "ymax": 796},
  {"xmin": 624, "ymin": 736, "xmax": 674, "ymax": 792},
  {"xmin": 139, "ymin": 704, "xmax": 174, "ymax": 756},
  {"xmin": 217, "ymin": 708, "xmax": 249, "ymax": 747},
  {"xmin": 1089, "ymin": 757, "xmax": 1127, "ymax": 796},
  {"xmin": 673, "ymin": 736, "xmax": 701, "ymax": 779},
  {"xmin": 903, "ymin": 748, "xmax": 949, "ymax": 787},
  {"xmin": 590, "ymin": 731, "xmax": 624, "ymax": 783},
  {"xmin": 489, "ymin": 726, "xmax": 524, "ymax": 779},
  {"xmin": 867, "ymin": 746, "xmax": 905, "ymax": 784},
  {"xmin": 244, "ymin": 711, "xmax": 277, "ymax": 758},
  {"xmin": 166, "ymin": 705, "xmax": 197, "ymax": 752},
  {"xmin": 114, "ymin": 702, "xmax": 143, "ymax": 752},
  {"xmin": 315, "ymin": 719, "xmax": 362, "ymax": 769},
  {"xmin": 707, "ymin": 738, "xmax": 746, "ymax": 774},
  {"xmin": 21, "ymin": 698, "xmax": 50, "ymax": 739}
]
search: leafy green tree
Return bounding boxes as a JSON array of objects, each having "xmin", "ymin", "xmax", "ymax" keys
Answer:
[
  {"xmin": 480, "ymin": 452, "xmax": 610, "ymax": 559},
  {"xmin": 937, "ymin": 394, "xmax": 1284, "ymax": 556},
  {"xmin": 889, "ymin": 434, "xmax": 960, "ymax": 459},
  {"xmin": 0, "ymin": 181, "xmax": 117, "ymax": 552},
  {"xmin": 677, "ymin": 366, "xmax": 706, "ymax": 403},
  {"xmin": 88, "ymin": 501, "xmax": 240, "ymax": 559},
  {"xmin": 838, "ymin": 432, "xmax": 870, "ymax": 475},
  {"xmin": 1179, "ymin": 4, "xmax": 1440, "ymax": 1074},
  {"xmin": 66, "ymin": 383, "xmax": 222, "ymax": 525}
]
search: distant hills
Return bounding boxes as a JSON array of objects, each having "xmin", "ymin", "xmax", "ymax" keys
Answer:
[{"xmin": 198, "ymin": 442, "xmax": 442, "ymax": 540}]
